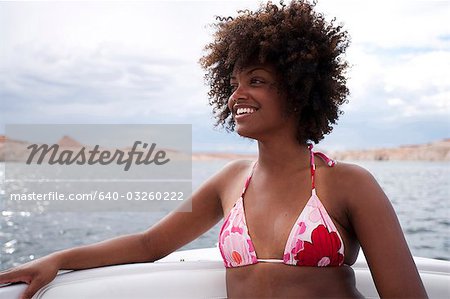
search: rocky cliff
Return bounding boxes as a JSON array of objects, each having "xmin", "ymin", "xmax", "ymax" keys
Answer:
[
  {"xmin": 1, "ymin": 136, "xmax": 449, "ymax": 162},
  {"xmin": 330, "ymin": 139, "xmax": 450, "ymax": 161}
]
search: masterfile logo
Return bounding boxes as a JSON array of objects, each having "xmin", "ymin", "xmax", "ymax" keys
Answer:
[
  {"xmin": 3, "ymin": 124, "xmax": 192, "ymax": 213},
  {"xmin": 26, "ymin": 141, "xmax": 170, "ymax": 171}
]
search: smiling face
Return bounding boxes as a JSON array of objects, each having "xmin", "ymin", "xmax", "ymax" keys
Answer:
[{"xmin": 228, "ymin": 63, "xmax": 297, "ymax": 141}]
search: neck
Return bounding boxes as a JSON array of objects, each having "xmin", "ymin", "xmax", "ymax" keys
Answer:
[{"xmin": 256, "ymin": 134, "xmax": 311, "ymax": 173}]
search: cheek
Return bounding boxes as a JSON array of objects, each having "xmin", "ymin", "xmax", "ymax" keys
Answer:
[{"xmin": 227, "ymin": 96, "xmax": 234, "ymax": 112}]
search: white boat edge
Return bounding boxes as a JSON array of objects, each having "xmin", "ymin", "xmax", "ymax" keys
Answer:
[{"xmin": 0, "ymin": 247, "xmax": 449, "ymax": 299}]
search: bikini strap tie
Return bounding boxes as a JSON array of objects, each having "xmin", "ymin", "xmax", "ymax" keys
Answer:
[{"xmin": 308, "ymin": 143, "xmax": 336, "ymax": 191}]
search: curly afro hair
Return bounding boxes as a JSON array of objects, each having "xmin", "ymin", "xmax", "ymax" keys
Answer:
[{"xmin": 199, "ymin": 0, "xmax": 350, "ymax": 144}]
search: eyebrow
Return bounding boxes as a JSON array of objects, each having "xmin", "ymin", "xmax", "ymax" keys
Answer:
[{"xmin": 230, "ymin": 67, "xmax": 271, "ymax": 79}]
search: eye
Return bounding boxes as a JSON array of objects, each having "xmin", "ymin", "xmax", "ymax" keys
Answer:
[
  {"xmin": 230, "ymin": 83, "xmax": 238, "ymax": 92},
  {"xmin": 250, "ymin": 78, "xmax": 265, "ymax": 85}
]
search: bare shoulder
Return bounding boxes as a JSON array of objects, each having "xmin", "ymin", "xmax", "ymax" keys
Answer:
[
  {"xmin": 217, "ymin": 159, "xmax": 254, "ymax": 176},
  {"xmin": 212, "ymin": 159, "xmax": 254, "ymax": 193},
  {"xmin": 209, "ymin": 159, "xmax": 254, "ymax": 211},
  {"xmin": 328, "ymin": 161, "xmax": 384, "ymax": 207},
  {"xmin": 332, "ymin": 161, "xmax": 376, "ymax": 182},
  {"xmin": 193, "ymin": 159, "xmax": 254, "ymax": 206}
]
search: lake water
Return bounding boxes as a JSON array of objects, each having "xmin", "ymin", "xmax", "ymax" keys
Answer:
[{"xmin": 1, "ymin": 160, "xmax": 449, "ymax": 270}]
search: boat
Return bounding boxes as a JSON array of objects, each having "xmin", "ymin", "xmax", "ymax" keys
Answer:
[{"xmin": 0, "ymin": 247, "xmax": 449, "ymax": 298}]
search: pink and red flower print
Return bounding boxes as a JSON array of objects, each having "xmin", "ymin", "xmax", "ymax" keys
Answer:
[{"xmin": 295, "ymin": 224, "xmax": 344, "ymax": 266}]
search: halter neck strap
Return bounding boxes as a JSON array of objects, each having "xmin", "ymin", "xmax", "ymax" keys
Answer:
[
  {"xmin": 240, "ymin": 161, "xmax": 257, "ymax": 198},
  {"xmin": 309, "ymin": 143, "xmax": 337, "ymax": 191},
  {"xmin": 309, "ymin": 144, "xmax": 316, "ymax": 190},
  {"xmin": 241, "ymin": 145, "xmax": 336, "ymax": 197}
]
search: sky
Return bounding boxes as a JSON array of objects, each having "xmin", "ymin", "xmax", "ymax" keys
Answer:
[{"xmin": 0, "ymin": 0, "xmax": 449, "ymax": 152}]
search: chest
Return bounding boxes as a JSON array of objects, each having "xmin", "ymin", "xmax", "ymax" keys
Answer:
[
  {"xmin": 238, "ymin": 173, "xmax": 317, "ymax": 258},
  {"xmin": 225, "ymin": 167, "xmax": 353, "ymax": 259}
]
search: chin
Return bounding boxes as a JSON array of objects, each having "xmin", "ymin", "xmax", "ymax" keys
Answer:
[{"xmin": 235, "ymin": 127, "xmax": 259, "ymax": 140}]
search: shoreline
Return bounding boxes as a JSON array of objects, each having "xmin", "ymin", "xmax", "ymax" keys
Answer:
[
  {"xmin": 1, "ymin": 136, "xmax": 449, "ymax": 162},
  {"xmin": 193, "ymin": 139, "xmax": 450, "ymax": 161}
]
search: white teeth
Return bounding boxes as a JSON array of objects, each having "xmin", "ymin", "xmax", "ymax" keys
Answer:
[{"xmin": 236, "ymin": 107, "xmax": 256, "ymax": 115}]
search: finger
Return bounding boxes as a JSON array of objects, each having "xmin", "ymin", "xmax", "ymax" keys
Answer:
[
  {"xmin": 20, "ymin": 278, "xmax": 45, "ymax": 299},
  {"xmin": 0, "ymin": 272, "xmax": 12, "ymax": 284},
  {"xmin": 0, "ymin": 271, "xmax": 29, "ymax": 285}
]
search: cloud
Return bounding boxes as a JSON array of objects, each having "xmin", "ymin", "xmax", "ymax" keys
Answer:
[
  {"xmin": 0, "ymin": 0, "xmax": 448, "ymax": 150},
  {"xmin": 318, "ymin": 0, "xmax": 450, "ymax": 151},
  {"xmin": 345, "ymin": 48, "xmax": 450, "ymax": 122},
  {"xmin": 0, "ymin": 41, "xmax": 209, "ymax": 121},
  {"xmin": 317, "ymin": 0, "xmax": 450, "ymax": 49},
  {"xmin": 0, "ymin": 1, "xmax": 259, "ymax": 126}
]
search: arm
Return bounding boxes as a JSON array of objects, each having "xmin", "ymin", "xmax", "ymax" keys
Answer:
[
  {"xmin": 345, "ymin": 165, "xmax": 428, "ymax": 298},
  {"xmin": 0, "ymin": 163, "xmax": 229, "ymax": 299}
]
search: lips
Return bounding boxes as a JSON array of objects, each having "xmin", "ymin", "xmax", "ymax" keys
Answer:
[
  {"xmin": 236, "ymin": 107, "xmax": 256, "ymax": 115},
  {"xmin": 232, "ymin": 105, "xmax": 259, "ymax": 120}
]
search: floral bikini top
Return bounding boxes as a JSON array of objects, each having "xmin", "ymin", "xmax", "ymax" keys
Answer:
[{"xmin": 218, "ymin": 145, "xmax": 345, "ymax": 268}]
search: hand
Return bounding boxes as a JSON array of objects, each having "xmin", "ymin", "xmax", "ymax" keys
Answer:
[{"xmin": 0, "ymin": 255, "xmax": 60, "ymax": 299}]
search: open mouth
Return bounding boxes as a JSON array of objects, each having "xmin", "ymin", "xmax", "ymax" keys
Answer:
[{"xmin": 236, "ymin": 107, "xmax": 257, "ymax": 116}]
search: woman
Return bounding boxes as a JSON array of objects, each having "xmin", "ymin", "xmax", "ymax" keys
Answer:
[{"xmin": 0, "ymin": 1, "xmax": 428, "ymax": 298}]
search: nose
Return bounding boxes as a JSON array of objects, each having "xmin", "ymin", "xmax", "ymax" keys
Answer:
[{"xmin": 229, "ymin": 84, "xmax": 248, "ymax": 107}]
